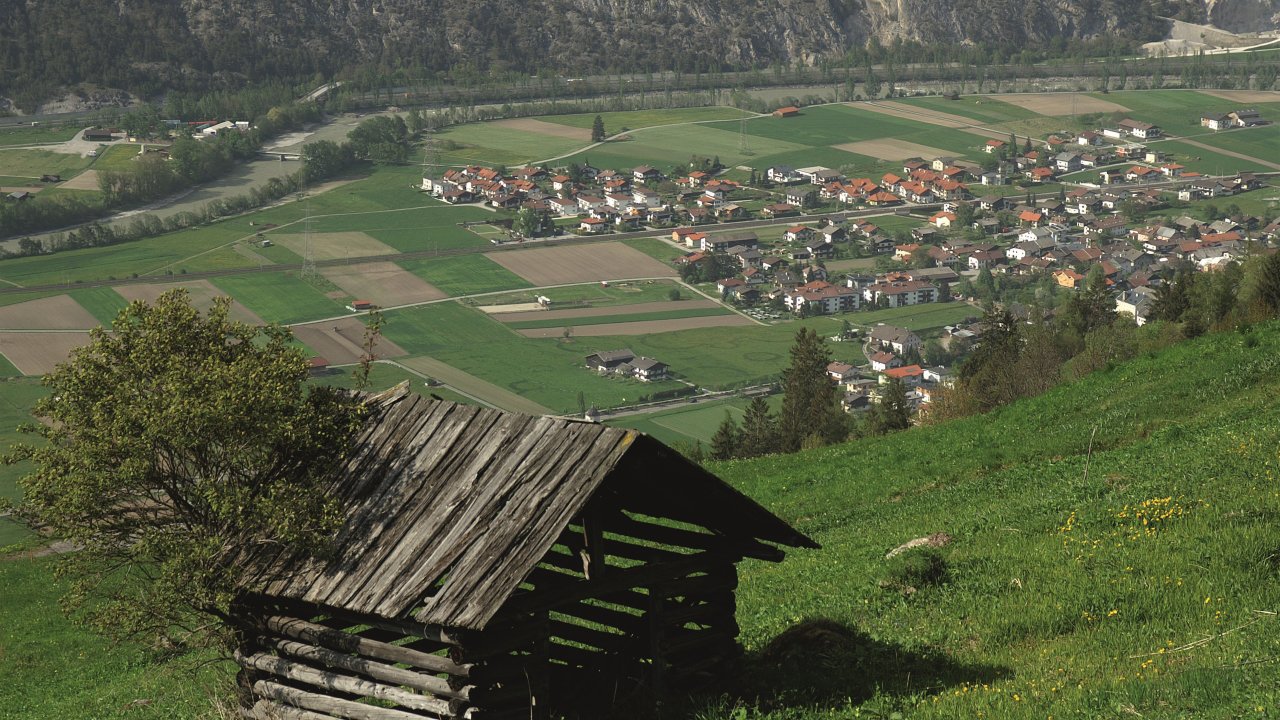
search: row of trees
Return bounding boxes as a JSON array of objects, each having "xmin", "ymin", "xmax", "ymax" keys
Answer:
[{"xmin": 930, "ymin": 252, "xmax": 1280, "ymax": 421}]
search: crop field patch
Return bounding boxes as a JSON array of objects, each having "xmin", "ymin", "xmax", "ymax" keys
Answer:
[
  {"xmin": 649, "ymin": 403, "xmax": 748, "ymax": 444},
  {"xmin": 488, "ymin": 299, "xmax": 721, "ymax": 323},
  {"xmin": 835, "ymin": 139, "xmax": 959, "ymax": 161},
  {"xmin": 486, "ymin": 242, "xmax": 677, "ymax": 286},
  {"xmin": 272, "ymin": 231, "xmax": 399, "ymax": 261},
  {"xmin": 0, "ymin": 332, "xmax": 92, "ymax": 375},
  {"xmin": 319, "ymin": 262, "xmax": 447, "ymax": 307},
  {"xmin": 993, "ymin": 93, "xmax": 1129, "ymax": 115},
  {"xmin": 398, "ymin": 356, "xmax": 554, "ymax": 416},
  {"xmin": 856, "ymin": 102, "xmax": 1010, "ymax": 139},
  {"xmin": 489, "ymin": 118, "xmax": 593, "ymax": 142},
  {"xmin": 1197, "ymin": 90, "xmax": 1280, "ymax": 104},
  {"xmin": 114, "ymin": 280, "xmax": 264, "ymax": 325},
  {"xmin": 517, "ymin": 314, "xmax": 754, "ymax": 337},
  {"xmin": 0, "ymin": 295, "xmax": 98, "ymax": 330},
  {"xmin": 292, "ymin": 317, "xmax": 408, "ymax": 365}
]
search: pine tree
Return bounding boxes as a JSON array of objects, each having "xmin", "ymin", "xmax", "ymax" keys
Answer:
[
  {"xmin": 868, "ymin": 377, "xmax": 912, "ymax": 435},
  {"xmin": 778, "ymin": 327, "xmax": 845, "ymax": 452},
  {"xmin": 591, "ymin": 115, "xmax": 606, "ymax": 142},
  {"xmin": 738, "ymin": 396, "xmax": 778, "ymax": 458},
  {"xmin": 1257, "ymin": 251, "xmax": 1280, "ymax": 316},
  {"xmin": 709, "ymin": 411, "xmax": 742, "ymax": 460}
]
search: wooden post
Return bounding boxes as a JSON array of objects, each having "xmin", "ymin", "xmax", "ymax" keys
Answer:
[
  {"xmin": 646, "ymin": 587, "xmax": 666, "ymax": 701},
  {"xmin": 580, "ymin": 505, "xmax": 607, "ymax": 581}
]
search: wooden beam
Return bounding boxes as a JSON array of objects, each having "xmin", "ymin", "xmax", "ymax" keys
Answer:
[
  {"xmin": 268, "ymin": 638, "xmax": 472, "ymax": 701},
  {"xmin": 253, "ymin": 680, "xmax": 441, "ymax": 720},
  {"xmin": 247, "ymin": 699, "xmax": 345, "ymax": 720},
  {"xmin": 239, "ymin": 651, "xmax": 456, "ymax": 715},
  {"xmin": 263, "ymin": 616, "xmax": 472, "ymax": 678}
]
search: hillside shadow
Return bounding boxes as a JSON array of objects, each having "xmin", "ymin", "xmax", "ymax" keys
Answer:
[{"xmin": 705, "ymin": 618, "xmax": 1008, "ymax": 716}]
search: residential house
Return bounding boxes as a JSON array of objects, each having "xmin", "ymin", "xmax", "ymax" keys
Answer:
[
  {"xmin": 827, "ymin": 362, "xmax": 858, "ymax": 383},
  {"xmin": 784, "ymin": 225, "xmax": 814, "ymax": 243},
  {"xmin": 1201, "ymin": 113, "xmax": 1231, "ymax": 131},
  {"xmin": 862, "ymin": 280, "xmax": 939, "ymax": 308},
  {"xmin": 868, "ymin": 351, "xmax": 902, "ymax": 372},
  {"xmin": 784, "ymin": 281, "xmax": 860, "ymax": 315},
  {"xmin": 767, "ymin": 166, "xmax": 802, "ymax": 184},
  {"xmin": 1055, "ymin": 152, "xmax": 1082, "ymax": 173},
  {"xmin": 1115, "ymin": 287, "xmax": 1157, "ymax": 325},
  {"xmin": 1118, "ymin": 119, "xmax": 1160, "ymax": 138},
  {"xmin": 869, "ymin": 325, "xmax": 922, "ymax": 355},
  {"xmin": 761, "ymin": 202, "xmax": 798, "ymax": 218}
]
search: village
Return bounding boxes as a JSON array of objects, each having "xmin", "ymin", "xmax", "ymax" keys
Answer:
[{"xmin": 417, "ymin": 104, "xmax": 1277, "ymax": 421}]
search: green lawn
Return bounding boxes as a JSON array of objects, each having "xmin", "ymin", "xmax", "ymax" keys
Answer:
[
  {"xmin": 853, "ymin": 302, "xmax": 979, "ymax": 331},
  {"xmin": 89, "ymin": 143, "xmax": 145, "ymax": 172},
  {"xmin": 0, "ymin": 556, "xmax": 232, "ymax": 718},
  {"xmin": 295, "ymin": 205, "xmax": 495, "ymax": 254},
  {"xmin": 434, "ymin": 123, "xmax": 585, "ymax": 166},
  {"xmin": 563, "ymin": 123, "xmax": 809, "ymax": 170},
  {"xmin": 1178, "ymin": 125, "xmax": 1280, "ymax": 168},
  {"xmin": 209, "ymin": 272, "xmax": 349, "ymax": 325},
  {"xmin": 1151, "ymin": 139, "xmax": 1275, "ymax": 175},
  {"xmin": 0, "ymin": 125, "xmax": 81, "ymax": 147},
  {"xmin": 1091, "ymin": 90, "xmax": 1248, "ymax": 131},
  {"xmin": 0, "ymin": 148, "xmax": 93, "ymax": 180},
  {"xmin": 396, "ymin": 255, "xmax": 533, "ymax": 297},
  {"xmin": 0, "ymin": 378, "xmax": 49, "ymax": 544},
  {"xmin": 628, "ymin": 400, "xmax": 748, "ymax": 445},
  {"xmin": 540, "ymin": 107, "xmax": 755, "ymax": 130},
  {"xmin": 741, "ymin": 105, "xmax": 985, "ymax": 160},
  {"xmin": 621, "ymin": 237, "xmax": 684, "ymax": 264}
]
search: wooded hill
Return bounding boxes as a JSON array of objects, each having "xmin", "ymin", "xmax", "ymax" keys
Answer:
[{"xmin": 0, "ymin": 0, "xmax": 1177, "ymax": 109}]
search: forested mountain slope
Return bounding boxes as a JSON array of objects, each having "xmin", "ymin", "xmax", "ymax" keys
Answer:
[{"xmin": 1, "ymin": 0, "xmax": 1174, "ymax": 106}]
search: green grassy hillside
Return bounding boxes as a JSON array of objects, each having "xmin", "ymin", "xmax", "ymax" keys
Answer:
[
  {"xmin": 717, "ymin": 320, "xmax": 1280, "ymax": 719},
  {"xmin": 3, "ymin": 320, "xmax": 1280, "ymax": 719}
]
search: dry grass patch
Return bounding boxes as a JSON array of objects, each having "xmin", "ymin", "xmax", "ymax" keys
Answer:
[
  {"xmin": 835, "ymin": 139, "xmax": 959, "ymax": 161},
  {"xmin": 486, "ymin": 242, "xmax": 676, "ymax": 287},
  {"xmin": 272, "ymin": 231, "xmax": 398, "ymax": 261},
  {"xmin": 0, "ymin": 295, "xmax": 98, "ymax": 330},
  {"xmin": 518, "ymin": 314, "xmax": 753, "ymax": 338},
  {"xmin": 319, "ymin": 262, "xmax": 447, "ymax": 307},
  {"xmin": 0, "ymin": 332, "xmax": 92, "ymax": 375},
  {"xmin": 489, "ymin": 118, "xmax": 593, "ymax": 142},
  {"xmin": 115, "ymin": 280, "xmax": 264, "ymax": 325},
  {"xmin": 292, "ymin": 317, "xmax": 408, "ymax": 365}
]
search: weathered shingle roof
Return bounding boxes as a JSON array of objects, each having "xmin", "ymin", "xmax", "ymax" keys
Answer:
[{"xmin": 242, "ymin": 386, "xmax": 814, "ymax": 630}]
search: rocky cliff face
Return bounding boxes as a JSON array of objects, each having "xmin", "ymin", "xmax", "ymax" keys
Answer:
[{"xmin": 1205, "ymin": 0, "xmax": 1280, "ymax": 33}]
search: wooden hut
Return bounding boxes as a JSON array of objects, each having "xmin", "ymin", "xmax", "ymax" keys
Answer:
[{"xmin": 234, "ymin": 384, "xmax": 817, "ymax": 720}]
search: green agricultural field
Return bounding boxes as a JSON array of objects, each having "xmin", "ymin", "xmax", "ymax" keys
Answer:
[
  {"xmin": 0, "ymin": 290, "xmax": 61, "ymax": 309},
  {"xmin": 896, "ymin": 96, "xmax": 1045, "ymax": 125},
  {"xmin": 210, "ymin": 272, "xmax": 347, "ymax": 325},
  {"xmin": 540, "ymin": 106, "xmax": 755, "ymax": 131},
  {"xmin": 311, "ymin": 362, "xmax": 475, "ymax": 406},
  {"xmin": 1152, "ymin": 139, "xmax": 1275, "ymax": 175},
  {"xmin": 639, "ymin": 401, "xmax": 747, "ymax": 444},
  {"xmin": 562, "ymin": 123, "xmax": 809, "ymax": 170},
  {"xmin": 740, "ymin": 105, "xmax": 984, "ymax": 160},
  {"xmin": 1092, "ymin": 90, "xmax": 1242, "ymax": 130},
  {"xmin": 572, "ymin": 317, "xmax": 866, "ymax": 391},
  {"xmin": 0, "ymin": 148, "xmax": 93, "ymax": 180},
  {"xmin": 621, "ymin": 237, "xmax": 684, "ymax": 264},
  {"xmin": 90, "ymin": 143, "xmax": 146, "ymax": 172},
  {"xmin": 433, "ymin": 123, "xmax": 585, "ymax": 166},
  {"xmin": 474, "ymin": 279, "xmax": 684, "ymax": 308},
  {"xmin": 1179, "ymin": 125, "xmax": 1280, "ymax": 168},
  {"xmin": 66, "ymin": 287, "xmax": 131, "ymax": 325},
  {"xmin": 855, "ymin": 302, "xmax": 979, "ymax": 331},
  {"xmin": 503, "ymin": 306, "xmax": 732, "ymax": 330},
  {"xmin": 296, "ymin": 205, "xmax": 495, "ymax": 254},
  {"xmin": 746, "ymin": 146, "xmax": 879, "ymax": 176},
  {"xmin": 0, "ymin": 125, "xmax": 81, "ymax": 147},
  {"xmin": 396, "ymin": 255, "xmax": 533, "ymax": 297}
]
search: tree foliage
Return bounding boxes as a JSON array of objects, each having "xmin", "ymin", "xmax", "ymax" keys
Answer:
[
  {"xmin": 8, "ymin": 290, "xmax": 365, "ymax": 650},
  {"xmin": 778, "ymin": 327, "xmax": 846, "ymax": 452}
]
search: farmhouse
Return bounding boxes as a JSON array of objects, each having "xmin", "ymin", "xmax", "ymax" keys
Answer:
[
  {"xmin": 773, "ymin": 106, "xmax": 801, "ymax": 118},
  {"xmin": 232, "ymin": 385, "xmax": 816, "ymax": 720},
  {"xmin": 1118, "ymin": 119, "xmax": 1160, "ymax": 139}
]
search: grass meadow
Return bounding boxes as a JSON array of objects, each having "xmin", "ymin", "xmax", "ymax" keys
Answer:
[
  {"xmin": 0, "ymin": 125, "xmax": 81, "ymax": 147},
  {"xmin": 540, "ymin": 107, "xmax": 754, "ymax": 130},
  {"xmin": 435, "ymin": 122, "xmax": 585, "ymax": 166},
  {"xmin": 209, "ymin": 272, "xmax": 349, "ymax": 325},
  {"xmin": 502, "ymin": 306, "xmax": 733, "ymax": 330},
  {"xmin": 0, "ymin": 148, "xmax": 93, "ymax": 180},
  {"xmin": 396, "ymin": 255, "xmax": 534, "ymax": 297}
]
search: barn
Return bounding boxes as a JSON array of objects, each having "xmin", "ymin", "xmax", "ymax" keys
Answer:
[{"xmin": 233, "ymin": 384, "xmax": 817, "ymax": 719}]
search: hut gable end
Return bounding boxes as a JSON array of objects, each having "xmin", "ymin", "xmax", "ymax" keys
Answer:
[{"xmin": 241, "ymin": 385, "xmax": 814, "ymax": 632}]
